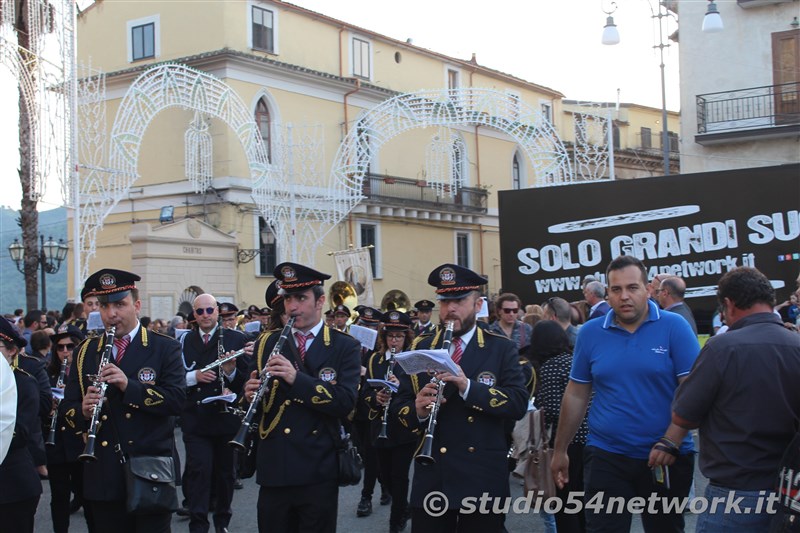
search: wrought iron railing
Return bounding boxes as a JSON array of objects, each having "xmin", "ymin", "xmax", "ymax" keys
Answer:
[
  {"xmin": 361, "ymin": 173, "xmax": 488, "ymax": 213},
  {"xmin": 697, "ymin": 82, "xmax": 800, "ymax": 134}
]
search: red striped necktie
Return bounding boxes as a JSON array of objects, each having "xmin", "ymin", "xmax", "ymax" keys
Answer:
[
  {"xmin": 450, "ymin": 337, "xmax": 463, "ymax": 365},
  {"xmin": 114, "ymin": 335, "xmax": 131, "ymax": 364},
  {"xmin": 294, "ymin": 331, "xmax": 314, "ymax": 362}
]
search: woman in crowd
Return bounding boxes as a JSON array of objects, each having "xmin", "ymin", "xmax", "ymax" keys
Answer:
[
  {"xmin": 45, "ymin": 324, "xmax": 95, "ymax": 533},
  {"xmin": 532, "ymin": 320, "xmax": 589, "ymax": 533}
]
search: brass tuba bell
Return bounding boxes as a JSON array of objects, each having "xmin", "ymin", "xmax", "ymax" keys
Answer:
[
  {"xmin": 329, "ymin": 281, "xmax": 359, "ymax": 324},
  {"xmin": 380, "ymin": 289, "xmax": 411, "ymax": 314}
]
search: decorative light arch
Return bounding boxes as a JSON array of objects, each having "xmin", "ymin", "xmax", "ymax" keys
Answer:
[
  {"xmin": 330, "ymin": 87, "xmax": 574, "ymax": 218},
  {"xmin": 78, "ymin": 63, "xmax": 274, "ymax": 279}
]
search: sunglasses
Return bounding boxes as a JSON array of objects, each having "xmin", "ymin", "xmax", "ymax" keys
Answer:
[
  {"xmin": 501, "ymin": 308, "xmax": 519, "ymax": 314},
  {"xmin": 57, "ymin": 343, "xmax": 75, "ymax": 351},
  {"xmin": 194, "ymin": 307, "xmax": 216, "ymax": 316}
]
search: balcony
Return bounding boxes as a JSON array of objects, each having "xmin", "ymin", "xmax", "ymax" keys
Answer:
[
  {"xmin": 359, "ymin": 172, "xmax": 488, "ymax": 215},
  {"xmin": 696, "ymin": 82, "xmax": 800, "ymax": 145}
]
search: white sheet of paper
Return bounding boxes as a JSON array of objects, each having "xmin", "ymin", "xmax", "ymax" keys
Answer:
[
  {"xmin": 201, "ymin": 393, "xmax": 237, "ymax": 404},
  {"xmin": 86, "ymin": 311, "xmax": 104, "ymax": 331},
  {"xmin": 394, "ymin": 349, "xmax": 459, "ymax": 375},
  {"xmin": 174, "ymin": 328, "xmax": 191, "ymax": 339},
  {"xmin": 244, "ymin": 321, "xmax": 261, "ymax": 333},
  {"xmin": 477, "ymin": 297, "xmax": 489, "ymax": 318},
  {"xmin": 51, "ymin": 388, "xmax": 64, "ymax": 400},
  {"xmin": 366, "ymin": 378, "xmax": 399, "ymax": 393},
  {"xmin": 348, "ymin": 324, "xmax": 377, "ymax": 350}
]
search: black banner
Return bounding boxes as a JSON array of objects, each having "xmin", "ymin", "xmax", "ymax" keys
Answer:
[{"xmin": 499, "ymin": 164, "xmax": 800, "ymax": 322}]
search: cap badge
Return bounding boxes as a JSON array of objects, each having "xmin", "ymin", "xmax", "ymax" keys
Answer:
[
  {"xmin": 281, "ymin": 266, "xmax": 296, "ymax": 281},
  {"xmin": 99, "ymin": 273, "xmax": 117, "ymax": 289},
  {"xmin": 389, "ymin": 311, "xmax": 399, "ymax": 321},
  {"xmin": 440, "ymin": 267, "xmax": 456, "ymax": 286}
]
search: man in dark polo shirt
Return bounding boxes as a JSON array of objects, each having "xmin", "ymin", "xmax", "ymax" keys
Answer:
[{"xmin": 668, "ymin": 267, "xmax": 800, "ymax": 532}]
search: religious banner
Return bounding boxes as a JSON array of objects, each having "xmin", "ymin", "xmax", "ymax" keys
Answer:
[{"xmin": 332, "ymin": 246, "xmax": 375, "ymax": 306}]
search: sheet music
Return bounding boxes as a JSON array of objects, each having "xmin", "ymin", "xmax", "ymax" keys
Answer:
[
  {"xmin": 394, "ymin": 349, "xmax": 459, "ymax": 375},
  {"xmin": 348, "ymin": 324, "xmax": 377, "ymax": 350},
  {"xmin": 201, "ymin": 393, "xmax": 237, "ymax": 404},
  {"xmin": 366, "ymin": 379, "xmax": 399, "ymax": 393}
]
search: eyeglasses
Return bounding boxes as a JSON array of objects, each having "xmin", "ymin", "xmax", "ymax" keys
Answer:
[
  {"xmin": 386, "ymin": 333, "xmax": 405, "ymax": 339},
  {"xmin": 501, "ymin": 308, "xmax": 519, "ymax": 314},
  {"xmin": 57, "ymin": 343, "xmax": 75, "ymax": 351},
  {"xmin": 194, "ymin": 307, "xmax": 216, "ymax": 316}
]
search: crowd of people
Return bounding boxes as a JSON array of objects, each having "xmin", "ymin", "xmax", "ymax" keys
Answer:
[{"xmin": 0, "ymin": 258, "xmax": 798, "ymax": 533}]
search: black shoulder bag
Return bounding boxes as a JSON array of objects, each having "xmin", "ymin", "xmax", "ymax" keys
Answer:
[{"xmin": 108, "ymin": 403, "xmax": 179, "ymax": 514}]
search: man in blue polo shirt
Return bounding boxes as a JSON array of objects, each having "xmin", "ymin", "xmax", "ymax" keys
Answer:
[{"xmin": 552, "ymin": 255, "xmax": 700, "ymax": 532}]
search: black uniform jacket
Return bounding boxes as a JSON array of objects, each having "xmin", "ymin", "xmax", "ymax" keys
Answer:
[
  {"xmin": 248, "ymin": 325, "xmax": 361, "ymax": 488},
  {"xmin": 17, "ymin": 353, "xmax": 50, "ymax": 467},
  {"xmin": 391, "ymin": 326, "xmax": 528, "ymax": 509},
  {"xmin": 181, "ymin": 327, "xmax": 247, "ymax": 437},
  {"xmin": 413, "ymin": 322, "xmax": 436, "ymax": 337},
  {"xmin": 62, "ymin": 328, "xmax": 185, "ymax": 501},
  {"xmin": 0, "ymin": 368, "xmax": 43, "ymax": 504},
  {"xmin": 46, "ymin": 359, "xmax": 86, "ymax": 465},
  {"xmin": 363, "ymin": 350, "xmax": 417, "ymax": 448}
]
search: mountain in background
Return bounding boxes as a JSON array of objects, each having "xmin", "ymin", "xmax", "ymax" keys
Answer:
[{"xmin": 0, "ymin": 206, "xmax": 68, "ymax": 313}]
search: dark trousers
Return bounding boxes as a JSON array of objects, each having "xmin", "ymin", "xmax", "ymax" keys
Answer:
[
  {"xmin": 87, "ymin": 499, "xmax": 171, "ymax": 533},
  {"xmin": 583, "ymin": 445, "xmax": 694, "ymax": 533},
  {"xmin": 355, "ymin": 420, "xmax": 383, "ymax": 499},
  {"xmin": 48, "ymin": 461, "xmax": 94, "ymax": 533},
  {"xmin": 0, "ymin": 495, "xmax": 40, "ymax": 533},
  {"xmin": 411, "ymin": 507, "xmax": 504, "ymax": 533},
  {"xmin": 377, "ymin": 442, "xmax": 415, "ymax": 527},
  {"xmin": 555, "ymin": 442, "xmax": 587, "ymax": 533},
  {"xmin": 257, "ymin": 480, "xmax": 339, "ymax": 533},
  {"xmin": 183, "ymin": 432, "xmax": 235, "ymax": 533}
]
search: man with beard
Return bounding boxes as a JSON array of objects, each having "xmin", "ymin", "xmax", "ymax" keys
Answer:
[{"xmin": 392, "ymin": 264, "xmax": 528, "ymax": 532}]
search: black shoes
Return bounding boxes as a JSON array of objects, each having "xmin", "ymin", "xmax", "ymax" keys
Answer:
[
  {"xmin": 380, "ymin": 491, "xmax": 392, "ymax": 506},
  {"xmin": 234, "ymin": 478, "xmax": 244, "ymax": 490},
  {"xmin": 356, "ymin": 496, "xmax": 372, "ymax": 517}
]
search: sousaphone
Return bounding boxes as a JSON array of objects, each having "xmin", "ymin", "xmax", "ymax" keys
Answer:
[
  {"xmin": 380, "ymin": 289, "xmax": 411, "ymax": 314},
  {"xmin": 329, "ymin": 281, "xmax": 359, "ymax": 324}
]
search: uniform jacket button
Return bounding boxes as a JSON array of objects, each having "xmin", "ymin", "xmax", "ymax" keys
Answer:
[
  {"xmin": 125, "ymin": 413, "xmax": 132, "ymax": 419},
  {"xmin": 284, "ymin": 428, "xmax": 291, "ymax": 434},
  {"xmin": 439, "ymin": 447, "xmax": 447, "ymax": 454},
  {"xmin": 101, "ymin": 441, "xmax": 108, "ymax": 447},
  {"xmin": 468, "ymin": 446, "xmax": 475, "ymax": 453},
  {"xmin": 467, "ymin": 416, "xmax": 474, "ymax": 423}
]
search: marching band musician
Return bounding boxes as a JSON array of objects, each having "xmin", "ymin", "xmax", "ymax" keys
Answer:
[
  {"xmin": 0, "ymin": 317, "xmax": 43, "ymax": 532},
  {"xmin": 62, "ymin": 269, "xmax": 185, "ymax": 533},
  {"xmin": 45, "ymin": 324, "xmax": 95, "ymax": 532},
  {"xmin": 391, "ymin": 264, "xmax": 528, "ymax": 532},
  {"xmin": 243, "ymin": 262, "xmax": 361, "ymax": 533},
  {"xmin": 332, "ymin": 304, "xmax": 350, "ymax": 332},
  {"xmin": 181, "ymin": 294, "xmax": 248, "ymax": 533},
  {"xmin": 219, "ymin": 303, "xmax": 239, "ymax": 330},
  {"xmin": 364, "ymin": 310, "xmax": 416, "ymax": 533},
  {"xmin": 412, "ymin": 300, "xmax": 436, "ymax": 337}
]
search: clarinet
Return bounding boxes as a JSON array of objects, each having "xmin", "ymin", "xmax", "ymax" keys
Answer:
[
  {"xmin": 216, "ymin": 317, "xmax": 231, "ymax": 414},
  {"xmin": 415, "ymin": 321, "xmax": 454, "ymax": 465},
  {"xmin": 79, "ymin": 326, "xmax": 116, "ymax": 462},
  {"xmin": 377, "ymin": 347, "xmax": 396, "ymax": 440},
  {"xmin": 45, "ymin": 355, "xmax": 69, "ymax": 447},
  {"xmin": 229, "ymin": 316, "xmax": 296, "ymax": 450}
]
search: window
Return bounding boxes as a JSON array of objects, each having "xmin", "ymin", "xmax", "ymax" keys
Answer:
[
  {"xmin": 612, "ymin": 124, "xmax": 621, "ymax": 150},
  {"xmin": 358, "ymin": 222, "xmax": 380, "ymax": 278},
  {"xmin": 451, "ymin": 137, "xmax": 466, "ymax": 192},
  {"xmin": 540, "ymin": 102, "xmax": 552, "ymax": 124},
  {"xmin": 255, "ymin": 98, "xmax": 272, "ymax": 163},
  {"xmin": 353, "ymin": 37, "xmax": 371, "ymax": 79},
  {"xmin": 667, "ymin": 131, "xmax": 679, "ymax": 153},
  {"xmin": 257, "ymin": 217, "xmax": 277, "ymax": 276},
  {"xmin": 126, "ymin": 16, "xmax": 159, "ymax": 62},
  {"xmin": 252, "ymin": 5, "xmax": 275, "ymax": 52},
  {"xmin": 447, "ymin": 69, "xmax": 460, "ymax": 91},
  {"xmin": 456, "ymin": 232, "xmax": 470, "ymax": 268},
  {"xmin": 131, "ymin": 23, "xmax": 154, "ymax": 61},
  {"xmin": 512, "ymin": 153, "xmax": 521, "ymax": 190},
  {"xmin": 640, "ymin": 127, "xmax": 652, "ymax": 149}
]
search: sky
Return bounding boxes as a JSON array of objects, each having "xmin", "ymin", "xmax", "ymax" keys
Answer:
[{"xmin": 1, "ymin": 0, "xmax": 683, "ymax": 213}]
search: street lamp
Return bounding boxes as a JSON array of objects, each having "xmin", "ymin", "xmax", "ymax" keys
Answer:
[
  {"xmin": 8, "ymin": 234, "xmax": 69, "ymax": 310},
  {"xmin": 236, "ymin": 227, "xmax": 276, "ymax": 264},
  {"xmin": 601, "ymin": 1, "xmax": 675, "ymax": 176}
]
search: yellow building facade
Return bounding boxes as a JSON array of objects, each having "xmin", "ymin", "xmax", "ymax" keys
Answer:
[{"xmin": 74, "ymin": 0, "xmax": 679, "ymax": 318}]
